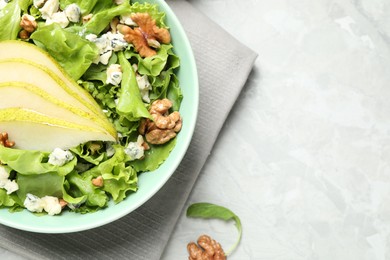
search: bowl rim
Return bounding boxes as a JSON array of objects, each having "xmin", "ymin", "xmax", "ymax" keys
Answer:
[{"xmin": 0, "ymin": 0, "xmax": 199, "ymax": 233}]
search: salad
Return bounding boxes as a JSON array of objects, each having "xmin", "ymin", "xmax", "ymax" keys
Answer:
[{"xmin": 0, "ymin": 0, "xmax": 183, "ymax": 215}]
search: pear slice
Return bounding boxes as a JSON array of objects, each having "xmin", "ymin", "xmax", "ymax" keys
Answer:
[
  {"xmin": 0, "ymin": 82, "xmax": 113, "ymax": 136},
  {"xmin": 0, "ymin": 108, "xmax": 116, "ymax": 151},
  {"xmin": 0, "ymin": 58, "xmax": 105, "ymax": 120},
  {"xmin": 0, "ymin": 40, "xmax": 100, "ymax": 114},
  {"xmin": 0, "ymin": 60, "xmax": 116, "ymax": 136}
]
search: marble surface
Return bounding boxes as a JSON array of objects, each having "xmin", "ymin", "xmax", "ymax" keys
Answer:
[
  {"xmin": 162, "ymin": 0, "xmax": 390, "ymax": 259},
  {"xmin": 2, "ymin": 0, "xmax": 390, "ymax": 259}
]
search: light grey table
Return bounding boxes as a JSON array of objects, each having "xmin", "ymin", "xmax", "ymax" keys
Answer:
[{"xmin": 2, "ymin": 0, "xmax": 390, "ymax": 259}]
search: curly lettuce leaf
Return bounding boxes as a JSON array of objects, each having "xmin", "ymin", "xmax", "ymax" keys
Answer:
[
  {"xmin": 16, "ymin": 172, "xmax": 64, "ymax": 201},
  {"xmin": 117, "ymin": 51, "xmax": 152, "ymax": 121},
  {"xmin": 0, "ymin": 145, "xmax": 76, "ymax": 176},
  {"xmin": 30, "ymin": 23, "xmax": 99, "ymax": 80},
  {"xmin": 102, "ymin": 164, "xmax": 137, "ymax": 203},
  {"xmin": 129, "ymin": 2, "xmax": 168, "ymax": 28},
  {"xmin": 84, "ymin": 1, "xmax": 131, "ymax": 35},
  {"xmin": 59, "ymin": 0, "xmax": 98, "ymax": 15},
  {"xmin": 0, "ymin": 189, "xmax": 17, "ymax": 208},
  {"xmin": 70, "ymin": 142, "xmax": 106, "ymax": 165},
  {"xmin": 66, "ymin": 171, "xmax": 108, "ymax": 208},
  {"xmin": 69, "ymin": 145, "xmax": 137, "ymax": 204},
  {"xmin": 130, "ymin": 138, "xmax": 176, "ymax": 172}
]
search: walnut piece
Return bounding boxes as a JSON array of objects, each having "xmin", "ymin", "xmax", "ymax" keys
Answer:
[
  {"xmin": 187, "ymin": 235, "xmax": 226, "ymax": 260},
  {"xmin": 139, "ymin": 99, "xmax": 182, "ymax": 145},
  {"xmin": 19, "ymin": 14, "xmax": 38, "ymax": 40},
  {"xmin": 59, "ymin": 198, "xmax": 68, "ymax": 209},
  {"xmin": 91, "ymin": 176, "xmax": 104, "ymax": 187},
  {"xmin": 20, "ymin": 14, "xmax": 37, "ymax": 33},
  {"xmin": 117, "ymin": 12, "xmax": 171, "ymax": 57},
  {"xmin": 0, "ymin": 132, "xmax": 15, "ymax": 148}
]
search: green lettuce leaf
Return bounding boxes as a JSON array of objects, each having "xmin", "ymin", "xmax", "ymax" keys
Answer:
[
  {"xmin": 30, "ymin": 23, "xmax": 99, "ymax": 80},
  {"xmin": 59, "ymin": 0, "xmax": 98, "ymax": 15},
  {"xmin": 117, "ymin": 51, "xmax": 151, "ymax": 121},
  {"xmin": 66, "ymin": 171, "xmax": 108, "ymax": 208},
  {"xmin": 70, "ymin": 142, "xmax": 106, "ymax": 166},
  {"xmin": 16, "ymin": 172, "xmax": 64, "ymax": 200},
  {"xmin": 84, "ymin": 1, "xmax": 131, "ymax": 35},
  {"xmin": 101, "ymin": 164, "xmax": 137, "ymax": 203},
  {"xmin": 130, "ymin": 138, "xmax": 176, "ymax": 172},
  {"xmin": 0, "ymin": 145, "xmax": 76, "ymax": 176},
  {"xmin": 0, "ymin": 0, "xmax": 22, "ymax": 40},
  {"xmin": 0, "ymin": 189, "xmax": 17, "ymax": 208},
  {"xmin": 129, "ymin": 2, "xmax": 168, "ymax": 28},
  {"xmin": 76, "ymin": 144, "xmax": 137, "ymax": 203}
]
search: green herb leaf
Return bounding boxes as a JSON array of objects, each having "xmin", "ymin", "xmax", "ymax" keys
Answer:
[{"xmin": 186, "ymin": 202, "xmax": 242, "ymax": 256}]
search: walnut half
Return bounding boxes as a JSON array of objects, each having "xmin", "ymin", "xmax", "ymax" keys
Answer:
[
  {"xmin": 117, "ymin": 12, "xmax": 171, "ymax": 57},
  {"xmin": 139, "ymin": 99, "xmax": 182, "ymax": 145},
  {"xmin": 187, "ymin": 235, "xmax": 226, "ymax": 260}
]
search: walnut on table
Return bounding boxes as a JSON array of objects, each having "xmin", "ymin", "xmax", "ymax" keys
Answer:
[
  {"xmin": 117, "ymin": 12, "xmax": 171, "ymax": 57},
  {"xmin": 139, "ymin": 99, "xmax": 182, "ymax": 145},
  {"xmin": 187, "ymin": 235, "xmax": 226, "ymax": 260}
]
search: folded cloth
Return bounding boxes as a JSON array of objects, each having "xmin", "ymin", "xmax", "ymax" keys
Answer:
[{"xmin": 0, "ymin": 1, "xmax": 257, "ymax": 259}]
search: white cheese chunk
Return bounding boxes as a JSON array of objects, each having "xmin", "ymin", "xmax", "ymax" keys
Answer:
[
  {"xmin": 136, "ymin": 74, "xmax": 152, "ymax": 103},
  {"xmin": 33, "ymin": 0, "xmax": 46, "ymax": 8},
  {"xmin": 24, "ymin": 193, "xmax": 45, "ymax": 213},
  {"xmin": 0, "ymin": 165, "xmax": 18, "ymax": 194},
  {"xmin": 64, "ymin": 3, "xmax": 81, "ymax": 23},
  {"xmin": 46, "ymin": 11, "xmax": 69, "ymax": 28},
  {"xmin": 48, "ymin": 148, "xmax": 74, "ymax": 166},
  {"xmin": 86, "ymin": 32, "xmax": 128, "ymax": 65},
  {"xmin": 106, "ymin": 64, "xmax": 122, "ymax": 86},
  {"xmin": 24, "ymin": 194, "xmax": 62, "ymax": 215},
  {"xmin": 124, "ymin": 135, "xmax": 145, "ymax": 160},
  {"xmin": 39, "ymin": 0, "xmax": 60, "ymax": 19},
  {"xmin": 41, "ymin": 196, "xmax": 62, "ymax": 216}
]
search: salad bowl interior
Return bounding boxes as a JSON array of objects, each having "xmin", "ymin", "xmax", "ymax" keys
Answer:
[{"xmin": 0, "ymin": 0, "xmax": 198, "ymax": 233}]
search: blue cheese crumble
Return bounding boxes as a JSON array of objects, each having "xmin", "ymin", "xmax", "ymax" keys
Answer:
[
  {"xmin": 133, "ymin": 64, "xmax": 152, "ymax": 103},
  {"xmin": 86, "ymin": 32, "xmax": 128, "ymax": 65},
  {"xmin": 48, "ymin": 148, "xmax": 74, "ymax": 166},
  {"xmin": 24, "ymin": 193, "xmax": 62, "ymax": 215},
  {"xmin": 39, "ymin": 0, "xmax": 59, "ymax": 19},
  {"xmin": 0, "ymin": 166, "xmax": 18, "ymax": 194},
  {"xmin": 64, "ymin": 3, "xmax": 81, "ymax": 23},
  {"xmin": 124, "ymin": 135, "xmax": 145, "ymax": 160},
  {"xmin": 106, "ymin": 64, "xmax": 122, "ymax": 86},
  {"xmin": 38, "ymin": 0, "xmax": 81, "ymax": 28}
]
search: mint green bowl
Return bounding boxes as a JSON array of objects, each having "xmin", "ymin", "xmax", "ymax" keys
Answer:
[{"xmin": 0, "ymin": 0, "xmax": 198, "ymax": 233}]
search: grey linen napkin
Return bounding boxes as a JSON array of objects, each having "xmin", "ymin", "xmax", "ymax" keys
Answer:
[{"xmin": 0, "ymin": 1, "xmax": 257, "ymax": 259}]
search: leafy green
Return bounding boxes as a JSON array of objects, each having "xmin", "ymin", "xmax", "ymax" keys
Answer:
[
  {"xmin": 131, "ymin": 138, "xmax": 176, "ymax": 172},
  {"xmin": 0, "ymin": 0, "xmax": 22, "ymax": 40},
  {"xmin": 84, "ymin": 1, "xmax": 131, "ymax": 35},
  {"xmin": 0, "ymin": 1, "xmax": 183, "ymax": 215},
  {"xmin": 76, "ymin": 144, "xmax": 137, "ymax": 203},
  {"xmin": 66, "ymin": 171, "xmax": 108, "ymax": 208},
  {"xmin": 31, "ymin": 23, "xmax": 99, "ymax": 80},
  {"xmin": 117, "ymin": 51, "xmax": 152, "ymax": 121},
  {"xmin": 186, "ymin": 203, "xmax": 242, "ymax": 256},
  {"xmin": 129, "ymin": 2, "xmax": 168, "ymax": 28},
  {"xmin": 59, "ymin": 0, "xmax": 98, "ymax": 15},
  {"xmin": 17, "ymin": 172, "xmax": 64, "ymax": 200},
  {"xmin": 0, "ymin": 190, "xmax": 17, "ymax": 208},
  {"xmin": 0, "ymin": 145, "xmax": 76, "ymax": 176}
]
